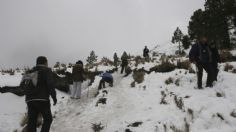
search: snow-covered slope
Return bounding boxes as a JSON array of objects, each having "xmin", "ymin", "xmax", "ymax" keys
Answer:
[
  {"xmin": 49, "ymin": 68, "xmax": 236, "ymax": 132},
  {"xmin": 1, "ymin": 43, "xmax": 236, "ymax": 132}
]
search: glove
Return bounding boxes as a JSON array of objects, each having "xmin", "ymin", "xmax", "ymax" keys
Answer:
[{"xmin": 53, "ymin": 98, "xmax": 57, "ymax": 106}]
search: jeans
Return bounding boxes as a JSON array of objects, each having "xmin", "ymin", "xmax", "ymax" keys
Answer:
[
  {"xmin": 27, "ymin": 101, "xmax": 52, "ymax": 132},
  {"xmin": 71, "ymin": 81, "xmax": 82, "ymax": 98}
]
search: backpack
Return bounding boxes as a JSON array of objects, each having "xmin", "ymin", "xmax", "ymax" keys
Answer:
[{"xmin": 21, "ymin": 71, "xmax": 39, "ymax": 96}]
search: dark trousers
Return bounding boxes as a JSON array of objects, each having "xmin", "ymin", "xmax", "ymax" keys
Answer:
[
  {"xmin": 98, "ymin": 77, "xmax": 113, "ymax": 90},
  {"xmin": 121, "ymin": 65, "xmax": 127, "ymax": 74},
  {"xmin": 196, "ymin": 63, "xmax": 214, "ymax": 88},
  {"xmin": 27, "ymin": 101, "xmax": 53, "ymax": 132},
  {"xmin": 212, "ymin": 62, "xmax": 219, "ymax": 81}
]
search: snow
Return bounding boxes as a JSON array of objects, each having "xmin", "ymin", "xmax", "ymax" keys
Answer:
[{"xmin": 1, "ymin": 44, "xmax": 236, "ymax": 132}]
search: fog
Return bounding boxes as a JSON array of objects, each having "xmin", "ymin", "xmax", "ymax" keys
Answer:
[{"xmin": 0, "ymin": 0, "xmax": 204, "ymax": 68}]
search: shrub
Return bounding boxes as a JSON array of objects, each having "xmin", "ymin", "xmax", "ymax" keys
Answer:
[
  {"xmin": 134, "ymin": 56, "xmax": 145, "ymax": 66},
  {"xmin": 224, "ymin": 63, "xmax": 234, "ymax": 71},
  {"xmin": 176, "ymin": 60, "xmax": 191, "ymax": 70},
  {"xmin": 230, "ymin": 110, "xmax": 236, "ymax": 118},
  {"xmin": 175, "ymin": 50, "xmax": 186, "ymax": 56},
  {"xmin": 232, "ymin": 69, "xmax": 236, "ymax": 73},
  {"xmin": 174, "ymin": 95, "xmax": 184, "ymax": 110},
  {"xmin": 165, "ymin": 77, "xmax": 174, "ymax": 85},
  {"xmin": 160, "ymin": 91, "xmax": 168, "ymax": 105},
  {"xmin": 100, "ymin": 57, "xmax": 113, "ymax": 66},
  {"xmin": 189, "ymin": 67, "xmax": 196, "ymax": 74},
  {"xmin": 95, "ymin": 98, "xmax": 107, "ymax": 107},
  {"xmin": 127, "ymin": 121, "xmax": 143, "ymax": 127},
  {"xmin": 91, "ymin": 123, "xmax": 104, "ymax": 132},
  {"xmin": 130, "ymin": 81, "xmax": 135, "ymax": 88},
  {"xmin": 150, "ymin": 62, "xmax": 175, "ymax": 73},
  {"xmin": 152, "ymin": 51, "xmax": 159, "ymax": 57},
  {"xmin": 220, "ymin": 50, "xmax": 233, "ymax": 62},
  {"xmin": 175, "ymin": 79, "xmax": 180, "ymax": 86},
  {"xmin": 132, "ymin": 69, "xmax": 145, "ymax": 84}
]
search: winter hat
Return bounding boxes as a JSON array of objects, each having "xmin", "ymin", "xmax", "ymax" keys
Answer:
[
  {"xmin": 76, "ymin": 60, "xmax": 83, "ymax": 65},
  {"xmin": 36, "ymin": 56, "xmax": 48, "ymax": 65}
]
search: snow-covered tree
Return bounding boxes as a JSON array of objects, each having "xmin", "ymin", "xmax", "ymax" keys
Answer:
[
  {"xmin": 86, "ymin": 50, "xmax": 98, "ymax": 65},
  {"xmin": 172, "ymin": 27, "xmax": 184, "ymax": 54}
]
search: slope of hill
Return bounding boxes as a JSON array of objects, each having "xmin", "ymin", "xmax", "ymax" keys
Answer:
[{"xmin": 1, "ymin": 43, "xmax": 236, "ymax": 132}]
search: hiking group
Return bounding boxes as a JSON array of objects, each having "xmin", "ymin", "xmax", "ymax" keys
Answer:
[
  {"xmin": 1, "ymin": 38, "xmax": 221, "ymax": 132},
  {"xmin": 189, "ymin": 36, "xmax": 221, "ymax": 89}
]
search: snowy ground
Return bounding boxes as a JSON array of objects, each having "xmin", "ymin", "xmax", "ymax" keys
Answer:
[{"xmin": 1, "ymin": 45, "xmax": 236, "ymax": 132}]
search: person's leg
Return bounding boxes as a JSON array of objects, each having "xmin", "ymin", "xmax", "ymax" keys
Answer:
[
  {"xmin": 75, "ymin": 82, "xmax": 82, "ymax": 99},
  {"xmin": 27, "ymin": 102, "xmax": 39, "ymax": 132},
  {"xmin": 121, "ymin": 65, "xmax": 124, "ymax": 74},
  {"xmin": 98, "ymin": 79, "xmax": 103, "ymax": 90},
  {"xmin": 212, "ymin": 63, "xmax": 219, "ymax": 81},
  {"xmin": 203, "ymin": 63, "xmax": 213, "ymax": 87},
  {"xmin": 71, "ymin": 82, "xmax": 77, "ymax": 98},
  {"xmin": 105, "ymin": 78, "xmax": 113, "ymax": 87},
  {"xmin": 196, "ymin": 64, "xmax": 203, "ymax": 89},
  {"xmin": 102, "ymin": 79, "xmax": 105, "ymax": 88},
  {"xmin": 39, "ymin": 101, "xmax": 53, "ymax": 132}
]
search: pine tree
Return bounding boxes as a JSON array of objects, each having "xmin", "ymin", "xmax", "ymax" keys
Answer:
[
  {"xmin": 182, "ymin": 35, "xmax": 191, "ymax": 49},
  {"xmin": 188, "ymin": 0, "xmax": 236, "ymax": 49},
  {"xmin": 172, "ymin": 27, "xmax": 184, "ymax": 54},
  {"xmin": 86, "ymin": 50, "xmax": 98, "ymax": 65}
]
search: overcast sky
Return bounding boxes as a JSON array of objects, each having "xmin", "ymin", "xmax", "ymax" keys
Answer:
[{"xmin": 0, "ymin": 0, "xmax": 204, "ymax": 68}]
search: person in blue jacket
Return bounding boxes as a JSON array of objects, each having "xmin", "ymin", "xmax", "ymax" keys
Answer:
[
  {"xmin": 98, "ymin": 72, "xmax": 113, "ymax": 90},
  {"xmin": 189, "ymin": 36, "xmax": 214, "ymax": 89}
]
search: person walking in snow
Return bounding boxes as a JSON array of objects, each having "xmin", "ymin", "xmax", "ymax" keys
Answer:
[
  {"xmin": 143, "ymin": 46, "xmax": 150, "ymax": 58},
  {"xmin": 121, "ymin": 52, "xmax": 129, "ymax": 74},
  {"xmin": 113, "ymin": 52, "xmax": 119, "ymax": 68},
  {"xmin": 71, "ymin": 60, "xmax": 85, "ymax": 99},
  {"xmin": 210, "ymin": 43, "xmax": 221, "ymax": 81},
  {"xmin": 189, "ymin": 36, "xmax": 214, "ymax": 89},
  {"xmin": 24, "ymin": 56, "xmax": 57, "ymax": 132},
  {"xmin": 98, "ymin": 72, "xmax": 113, "ymax": 90}
]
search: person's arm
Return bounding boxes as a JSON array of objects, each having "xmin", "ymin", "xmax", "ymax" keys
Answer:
[
  {"xmin": 189, "ymin": 44, "xmax": 199, "ymax": 63},
  {"xmin": 215, "ymin": 48, "xmax": 221, "ymax": 63},
  {"xmin": 47, "ymin": 69, "xmax": 57, "ymax": 105}
]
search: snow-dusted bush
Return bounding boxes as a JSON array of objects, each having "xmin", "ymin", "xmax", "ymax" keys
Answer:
[
  {"xmin": 132, "ymin": 69, "xmax": 145, "ymax": 84},
  {"xmin": 91, "ymin": 122, "xmax": 104, "ymax": 132},
  {"xmin": 224, "ymin": 63, "xmax": 234, "ymax": 71},
  {"xmin": 220, "ymin": 50, "xmax": 233, "ymax": 62},
  {"xmin": 174, "ymin": 95, "xmax": 184, "ymax": 110},
  {"xmin": 176, "ymin": 60, "xmax": 191, "ymax": 70},
  {"xmin": 165, "ymin": 77, "xmax": 174, "ymax": 85},
  {"xmin": 100, "ymin": 57, "xmax": 113, "ymax": 66},
  {"xmin": 150, "ymin": 62, "xmax": 176, "ymax": 73}
]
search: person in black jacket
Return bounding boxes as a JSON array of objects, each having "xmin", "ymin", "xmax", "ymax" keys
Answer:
[
  {"xmin": 121, "ymin": 52, "xmax": 128, "ymax": 74},
  {"xmin": 143, "ymin": 46, "xmax": 150, "ymax": 58},
  {"xmin": 25, "ymin": 56, "xmax": 57, "ymax": 132},
  {"xmin": 210, "ymin": 44, "xmax": 221, "ymax": 81},
  {"xmin": 189, "ymin": 36, "xmax": 214, "ymax": 89}
]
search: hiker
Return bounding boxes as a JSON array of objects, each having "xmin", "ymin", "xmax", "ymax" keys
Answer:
[
  {"xmin": 98, "ymin": 72, "xmax": 113, "ymax": 90},
  {"xmin": 189, "ymin": 36, "xmax": 214, "ymax": 89},
  {"xmin": 71, "ymin": 60, "xmax": 85, "ymax": 99},
  {"xmin": 113, "ymin": 52, "xmax": 119, "ymax": 68},
  {"xmin": 121, "ymin": 52, "xmax": 128, "ymax": 74},
  {"xmin": 143, "ymin": 46, "xmax": 150, "ymax": 58},
  {"xmin": 210, "ymin": 44, "xmax": 221, "ymax": 81},
  {"xmin": 22, "ymin": 56, "xmax": 57, "ymax": 132}
]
